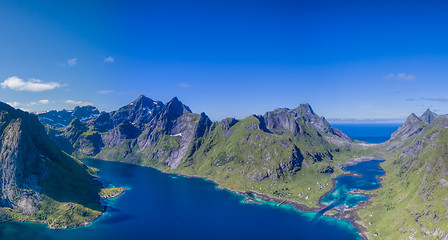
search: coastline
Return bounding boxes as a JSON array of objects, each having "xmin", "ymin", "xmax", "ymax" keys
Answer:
[
  {"xmin": 333, "ymin": 158, "xmax": 386, "ymax": 240},
  {"xmin": 2, "ymin": 183, "xmax": 128, "ymax": 230},
  {"xmin": 153, "ymin": 157, "xmax": 386, "ymax": 240},
  {"xmin": 3, "ymin": 157, "xmax": 383, "ymax": 236},
  {"xmin": 100, "ymin": 187, "xmax": 128, "ymax": 199},
  {"xmin": 2, "ymin": 210, "xmax": 105, "ymax": 230}
]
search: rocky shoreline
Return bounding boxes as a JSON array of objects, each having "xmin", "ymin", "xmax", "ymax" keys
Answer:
[
  {"xmin": 136, "ymin": 156, "xmax": 386, "ymax": 240},
  {"xmin": 0, "ymin": 210, "xmax": 105, "ymax": 230},
  {"xmin": 231, "ymin": 157, "xmax": 386, "ymax": 240},
  {"xmin": 333, "ymin": 157, "xmax": 386, "ymax": 240},
  {"xmin": 26, "ymin": 157, "xmax": 382, "ymax": 237},
  {"xmin": 1, "ymin": 185, "xmax": 128, "ymax": 230},
  {"xmin": 100, "ymin": 187, "xmax": 128, "ymax": 199}
]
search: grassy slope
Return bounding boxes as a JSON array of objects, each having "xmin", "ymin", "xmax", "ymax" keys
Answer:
[
  {"xmin": 0, "ymin": 152, "xmax": 103, "ymax": 229},
  {"xmin": 164, "ymin": 115, "xmax": 355, "ymax": 207},
  {"xmin": 0, "ymin": 106, "xmax": 103, "ymax": 229},
  {"xmin": 359, "ymin": 124, "xmax": 448, "ymax": 239}
]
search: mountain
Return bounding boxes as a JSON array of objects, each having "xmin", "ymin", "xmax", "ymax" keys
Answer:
[
  {"xmin": 358, "ymin": 109, "xmax": 448, "ymax": 239},
  {"xmin": 37, "ymin": 105, "xmax": 99, "ymax": 127},
  {"xmin": 44, "ymin": 95, "xmax": 352, "ymax": 207},
  {"xmin": 0, "ymin": 102, "xmax": 102, "ymax": 228}
]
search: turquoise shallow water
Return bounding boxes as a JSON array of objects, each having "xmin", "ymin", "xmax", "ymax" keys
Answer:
[
  {"xmin": 320, "ymin": 160, "xmax": 385, "ymax": 211},
  {"xmin": 0, "ymin": 124, "xmax": 391, "ymax": 240},
  {"xmin": 0, "ymin": 159, "xmax": 361, "ymax": 240}
]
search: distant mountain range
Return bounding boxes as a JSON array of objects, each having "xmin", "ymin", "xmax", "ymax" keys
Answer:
[
  {"xmin": 0, "ymin": 95, "xmax": 354, "ymax": 230},
  {"xmin": 0, "ymin": 102, "xmax": 102, "ymax": 228},
  {"xmin": 37, "ymin": 105, "xmax": 100, "ymax": 127},
  {"xmin": 4, "ymin": 94, "xmax": 448, "ymax": 239},
  {"xmin": 43, "ymin": 95, "xmax": 352, "ymax": 178}
]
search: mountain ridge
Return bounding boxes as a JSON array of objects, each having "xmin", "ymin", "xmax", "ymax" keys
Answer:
[{"xmin": 0, "ymin": 102, "xmax": 103, "ymax": 228}]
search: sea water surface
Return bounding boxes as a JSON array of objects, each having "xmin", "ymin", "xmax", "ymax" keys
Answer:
[
  {"xmin": 0, "ymin": 124, "xmax": 395, "ymax": 240},
  {"xmin": 320, "ymin": 160, "xmax": 385, "ymax": 211},
  {"xmin": 332, "ymin": 123, "xmax": 401, "ymax": 144},
  {"xmin": 0, "ymin": 159, "xmax": 360, "ymax": 240}
]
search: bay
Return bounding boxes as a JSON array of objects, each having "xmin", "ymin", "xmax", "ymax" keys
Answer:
[
  {"xmin": 320, "ymin": 160, "xmax": 385, "ymax": 211},
  {"xmin": 1, "ymin": 123, "xmax": 395, "ymax": 240},
  {"xmin": 0, "ymin": 159, "xmax": 360, "ymax": 240}
]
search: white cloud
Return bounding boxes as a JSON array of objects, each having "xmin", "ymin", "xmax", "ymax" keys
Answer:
[
  {"xmin": 104, "ymin": 56, "xmax": 114, "ymax": 63},
  {"xmin": 65, "ymin": 99, "xmax": 94, "ymax": 106},
  {"xmin": 98, "ymin": 90, "xmax": 115, "ymax": 94},
  {"xmin": 383, "ymin": 73, "xmax": 416, "ymax": 81},
  {"xmin": 1, "ymin": 76, "xmax": 62, "ymax": 92},
  {"xmin": 6, "ymin": 101, "xmax": 21, "ymax": 108},
  {"xmin": 179, "ymin": 82, "xmax": 192, "ymax": 88},
  {"xmin": 28, "ymin": 99, "xmax": 51, "ymax": 106},
  {"xmin": 67, "ymin": 58, "xmax": 78, "ymax": 66}
]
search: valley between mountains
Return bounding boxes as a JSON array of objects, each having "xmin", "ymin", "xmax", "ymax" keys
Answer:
[{"xmin": 1, "ymin": 95, "xmax": 448, "ymax": 239}]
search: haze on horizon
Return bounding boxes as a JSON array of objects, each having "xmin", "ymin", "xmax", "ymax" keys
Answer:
[{"xmin": 1, "ymin": 0, "xmax": 448, "ymax": 122}]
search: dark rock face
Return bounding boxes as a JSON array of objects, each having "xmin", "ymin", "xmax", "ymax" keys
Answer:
[
  {"xmin": 420, "ymin": 109, "xmax": 438, "ymax": 125},
  {"xmin": 102, "ymin": 121, "xmax": 141, "ymax": 148},
  {"xmin": 262, "ymin": 104, "xmax": 351, "ymax": 146},
  {"xmin": 0, "ymin": 117, "xmax": 46, "ymax": 214},
  {"xmin": 37, "ymin": 105, "xmax": 99, "ymax": 127},
  {"xmin": 385, "ymin": 110, "xmax": 448, "ymax": 158},
  {"xmin": 0, "ymin": 102, "xmax": 100, "ymax": 215},
  {"xmin": 109, "ymin": 95, "xmax": 165, "ymax": 128},
  {"xmin": 390, "ymin": 114, "xmax": 424, "ymax": 141},
  {"xmin": 41, "ymin": 95, "xmax": 352, "ymax": 183}
]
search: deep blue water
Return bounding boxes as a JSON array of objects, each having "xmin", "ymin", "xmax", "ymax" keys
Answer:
[
  {"xmin": 320, "ymin": 160, "xmax": 385, "ymax": 211},
  {"xmin": 0, "ymin": 124, "xmax": 392, "ymax": 240},
  {"xmin": 332, "ymin": 123, "xmax": 401, "ymax": 144},
  {"xmin": 0, "ymin": 159, "xmax": 361, "ymax": 240}
]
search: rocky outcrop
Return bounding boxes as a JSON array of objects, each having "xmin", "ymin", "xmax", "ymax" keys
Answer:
[
  {"xmin": 420, "ymin": 108, "xmax": 438, "ymax": 125},
  {"xmin": 0, "ymin": 102, "xmax": 101, "ymax": 217},
  {"xmin": 43, "ymin": 95, "xmax": 352, "ymax": 183},
  {"xmin": 390, "ymin": 114, "xmax": 424, "ymax": 142},
  {"xmin": 262, "ymin": 104, "xmax": 351, "ymax": 145},
  {"xmin": 109, "ymin": 95, "xmax": 165, "ymax": 128}
]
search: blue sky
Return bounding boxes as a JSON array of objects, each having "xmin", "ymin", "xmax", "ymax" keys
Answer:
[{"xmin": 1, "ymin": 0, "xmax": 448, "ymax": 122}]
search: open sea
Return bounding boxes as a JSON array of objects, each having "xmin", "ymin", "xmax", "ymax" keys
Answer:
[
  {"xmin": 332, "ymin": 123, "xmax": 401, "ymax": 144},
  {"xmin": 0, "ymin": 123, "xmax": 400, "ymax": 240}
]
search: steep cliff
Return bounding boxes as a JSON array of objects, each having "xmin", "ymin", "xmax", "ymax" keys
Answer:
[
  {"xmin": 0, "ymin": 102, "xmax": 102, "ymax": 228},
  {"xmin": 44, "ymin": 95, "xmax": 352, "ymax": 207}
]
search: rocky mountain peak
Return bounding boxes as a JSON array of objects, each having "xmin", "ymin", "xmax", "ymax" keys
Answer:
[
  {"xmin": 406, "ymin": 113, "xmax": 421, "ymax": 125},
  {"xmin": 73, "ymin": 105, "xmax": 99, "ymax": 120},
  {"xmin": 390, "ymin": 113, "xmax": 424, "ymax": 141},
  {"xmin": 165, "ymin": 97, "xmax": 192, "ymax": 120},
  {"xmin": 130, "ymin": 95, "xmax": 156, "ymax": 107},
  {"xmin": 420, "ymin": 108, "xmax": 438, "ymax": 125}
]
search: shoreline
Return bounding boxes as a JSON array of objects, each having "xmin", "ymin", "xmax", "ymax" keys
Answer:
[
  {"xmin": 3, "ymin": 157, "xmax": 384, "ymax": 236},
  {"xmin": 2, "ymin": 183, "xmax": 128, "ymax": 230},
  {"xmin": 333, "ymin": 158, "xmax": 386, "ymax": 240},
  {"xmin": 100, "ymin": 187, "xmax": 128, "ymax": 199},
  {"xmin": 149, "ymin": 157, "xmax": 386, "ymax": 240}
]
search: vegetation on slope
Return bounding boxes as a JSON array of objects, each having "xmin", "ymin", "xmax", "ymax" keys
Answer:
[
  {"xmin": 0, "ymin": 102, "xmax": 103, "ymax": 229},
  {"xmin": 358, "ymin": 112, "xmax": 448, "ymax": 239}
]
